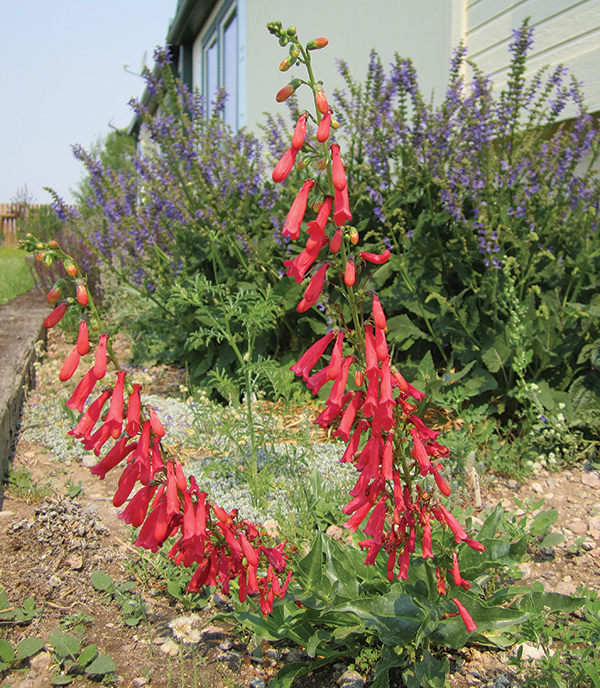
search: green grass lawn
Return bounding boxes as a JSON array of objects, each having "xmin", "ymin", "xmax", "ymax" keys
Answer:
[{"xmin": 0, "ymin": 248, "xmax": 36, "ymax": 303}]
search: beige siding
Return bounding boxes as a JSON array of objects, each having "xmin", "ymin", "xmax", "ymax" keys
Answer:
[{"xmin": 467, "ymin": 0, "xmax": 600, "ymax": 116}]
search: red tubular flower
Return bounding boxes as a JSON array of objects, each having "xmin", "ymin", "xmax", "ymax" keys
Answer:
[
  {"xmin": 341, "ymin": 419, "xmax": 368, "ymax": 463},
  {"xmin": 316, "ymin": 109, "xmax": 332, "ymax": 143},
  {"xmin": 283, "ymin": 179, "xmax": 315, "ymax": 240},
  {"xmin": 118, "ymin": 484, "xmax": 158, "ymax": 527},
  {"xmin": 326, "ymin": 331, "xmax": 345, "ymax": 380},
  {"xmin": 113, "ymin": 461, "xmax": 141, "ymax": 507},
  {"xmin": 272, "ymin": 146, "xmax": 298, "ymax": 183},
  {"xmin": 375, "ymin": 326, "xmax": 389, "ymax": 362},
  {"xmin": 126, "ymin": 384, "xmax": 142, "ymax": 437},
  {"xmin": 392, "ymin": 369, "xmax": 425, "ymax": 402},
  {"xmin": 364, "ymin": 325, "xmax": 378, "ymax": 377},
  {"xmin": 410, "ymin": 428, "xmax": 431, "ymax": 476},
  {"xmin": 433, "ymin": 469, "xmax": 451, "ymax": 497},
  {"xmin": 59, "ymin": 346, "xmax": 81, "ymax": 382},
  {"xmin": 330, "ymin": 144, "xmax": 346, "ymax": 192},
  {"xmin": 372, "ymin": 295, "xmax": 387, "ymax": 330},
  {"xmin": 436, "ymin": 567, "xmax": 446, "ymax": 595},
  {"xmin": 452, "ymin": 551, "xmax": 471, "ymax": 590},
  {"xmin": 334, "ymin": 184, "xmax": 352, "ymax": 226},
  {"xmin": 307, "ymin": 37, "xmax": 329, "ymax": 50},
  {"xmin": 305, "ymin": 367, "xmax": 331, "ymax": 395},
  {"xmin": 307, "ymin": 196, "xmax": 333, "ymax": 236},
  {"xmin": 343, "ymin": 500, "xmax": 373, "ymax": 532},
  {"xmin": 284, "ymin": 235, "xmax": 328, "ymax": 284},
  {"xmin": 334, "ymin": 390, "xmax": 365, "ymax": 442},
  {"xmin": 361, "ymin": 249, "xmax": 391, "ymax": 265},
  {"xmin": 315, "ymin": 84, "xmax": 329, "ymax": 114},
  {"xmin": 326, "ymin": 356, "xmax": 353, "ymax": 408},
  {"xmin": 67, "ymin": 368, "xmax": 98, "ymax": 412},
  {"xmin": 291, "ymin": 113, "xmax": 307, "ymax": 149},
  {"xmin": 93, "ymin": 334, "xmax": 108, "ymax": 380},
  {"xmin": 362, "ymin": 373, "xmax": 379, "ymax": 418},
  {"xmin": 344, "ymin": 258, "xmax": 356, "ymax": 286},
  {"xmin": 297, "ymin": 262, "xmax": 329, "ymax": 313},
  {"xmin": 381, "ymin": 432, "xmax": 394, "ymax": 480},
  {"xmin": 44, "ymin": 302, "xmax": 67, "ymax": 329},
  {"xmin": 453, "ymin": 598, "xmax": 477, "ymax": 633},
  {"xmin": 76, "ymin": 320, "xmax": 89, "ymax": 356},
  {"xmin": 148, "ymin": 407, "xmax": 166, "ymax": 438},
  {"xmin": 422, "ymin": 513, "xmax": 433, "ymax": 558},
  {"xmin": 465, "ymin": 538, "xmax": 486, "ymax": 552},
  {"xmin": 290, "ymin": 330, "xmax": 335, "ymax": 380},
  {"xmin": 435, "ymin": 504, "xmax": 468, "ymax": 543},
  {"xmin": 90, "ymin": 437, "xmax": 137, "ymax": 479},
  {"xmin": 166, "ymin": 461, "xmax": 181, "ymax": 516},
  {"xmin": 330, "ymin": 227, "xmax": 343, "ymax": 252},
  {"xmin": 104, "ymin": 370, "xmax": 126, "ymax": 438},
  {"xmin": 70, "ymin": 388, "xmax": 112, "ymax": 439},
  {"xmin": 133, "ymin": 421, "xmax": 152, "ymax": 485}
]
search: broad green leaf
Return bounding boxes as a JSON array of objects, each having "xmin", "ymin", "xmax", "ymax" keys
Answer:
[
  {"xmin": 49, "ymin": 629, "xmax": 81, "ymax": 658},
  {"xmin": 0, "ymin": 638, "xmax": 15, "ymax": 663},
  {"xmin": 513, "ymin": 589, "xmax": 586, "ymax": 615},
  {"xmin": 51, "ymin": 674, "xmax": 73, "ymax": 685},
  {"xmin": 16, "ymin": 637, "xmax": 45, "ymax": 659},
  {"xmin": 481, "ymin": 340, "xmax": 510, "ymax": 373},
  {"xmin": 296, "ymin": 533, "xmax": 323, "ymax": 594},
  {"xmin": 403, "ymin": 649, "xmax": 449, "ymax": 688},
  {"xmin": 78, "ymin": 644, "xmax": 98, "ymax": 667},
  {"xmin": 90, "ymin": 570, "xmax": 113, "ymax": 592},
  {"xmin": 0, "ymin": 590, "xmax": 12, "ymax": 620},
  {"xmin": 306, "ymin": 629, "xmax": 331, "ymax": 658},
  {"xmin": 529, "ymin": 509, "xmax": 558, "ymax": 537},
  {"xmin": 541, "ymin": 532, "xmax": 564, "ymax": 548},
  {"xmin": 584, "ymin": 663, "xmax": 600, "ymax": 688},
  {"xmin": 166, "ymin": 580, "xmax": 183, "ymax": 600},
  {"xmin": 85, "ymin": 654, "xmax": 117, "ymax": 675}
]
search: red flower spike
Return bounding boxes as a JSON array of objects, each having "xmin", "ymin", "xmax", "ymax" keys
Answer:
[
  {"xmin": 344, "ymin": 258, "xmax": 356, "ymax": 286},
  {"xmin": 307, "ymin": 196, "xmax": 333, "ymax": 236},
  {"xmin": 372, "ymin": 295, "xmax": 387, "ymax": 330},
  {"xmin": 67, "ymin": 367, "xmax": 98, "ymax": 412},
  {"xmin": 44, "ymin": 302, "xmax": 67, "ymax": 329},
  {"xmin": 330, "ymin": 144, "xmax": 347, "ymax": 192},
  {"xmin": 290, "ymin": 330, "xmax": 335, "ymax": 380},
  {"xmin": 126, "ymin": 384, "xmax": 142, "ymax": 437},
  {"xmin": 93, "ymin": 334, "xmax": 108, "ymax": 380},
  {"xmin": 453, "ymin": 598, "xmax": 477, "ymax": 633},
  {"xmin": 283, "ymin": 179, "xmax": 315, "ymax": 240},
  {"xmin": 76, "ymin": 282, "xmax": 89, "ymax": 307},
  {"xmin": 77, "ymin": 320, "xmax": 89, "ymax": 356},
  {"xmin": 326, "ymin": 331, "xmax": 345, "ymax": 380},
  {"xmin": 361, "ymin": 249, "xmax": 391, "ymax": 265},
  {"xmin": 316, "ymin": 109, "xmax": 332, "ymax": 143},
  {"xmin": 272, "ymin": 147, "xmax": 298, "ymax": 183},
  {"xmin": 333, "ymin": 185, "xmax": 352, "ymax": 226},
  {"xmin": 59, "ymin": 346, "xmax": 81, "ymax": 382},
  {"xmin": 297, "ymin": 262, "xmax": 329, "ymax": 313},
  {"xmin": 330, "ymin": 228, "xmax": 343, "ymax": 252},
  {"xmin": 291, "ymin": 114, "xmax": 307, "ymax": 150},
  {"xmin": 315, "ymin": 84, "xmax": 329, "ymax": 114}
]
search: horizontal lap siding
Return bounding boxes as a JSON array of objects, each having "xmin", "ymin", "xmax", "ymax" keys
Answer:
[{"xmin": 466, "ymin": 0, "xmax": 600, "ymax": 115}]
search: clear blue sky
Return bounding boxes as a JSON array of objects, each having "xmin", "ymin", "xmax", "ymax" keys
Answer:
[{"xmin": 0, "ymin": 0, "xmax": 177, "ymax": 205}]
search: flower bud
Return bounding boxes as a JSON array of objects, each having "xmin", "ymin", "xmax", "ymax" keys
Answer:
[
  {"xmin": 279, "ymin": 56, "xmax": 294, "ymax": 72},
  {"xmin": 349, "ymin": 228, "xmax": 359, "ymax": 245},
  {"xmin": 330, "ymin": 228, "xmax": 342, "ymax": 253},
  {"xmin": 43, "ymin": 302, "xmax": 67, "ymax": 329},
  {"xmin": 291, "ymin": 114, "xmax": 307, "ymax": 150},
  {"xmin": 331, "ymin": 119, "xmax": 340, "ymax": 129},
  {"xmin": 344, "ymin": 258, "xmax": 356, "ymax": 287},
  {"xmin": 43, "ymin": 254, "xmax": 53, "ymax": 267},
  {"xmin": 36, "ymin": 253, "xmax": 44, "ymax": 262},
  {"xmin": 295, "ymin": 158, "xmax": 308, "ymax": 170},
  {"xmin": 276, "ymin": 78, "xmax": 301, "ymax": 102},
  {"xmin": 307, "ymin": 37, "xmax": 329, "ymax": 50},
  {"xmin": 272, "ymin": 147, "xmax": 298, "ymax": 183},
  {"xmin": 354, "ymin": 369, "xmax": 364, "ymax": 387},
  {"xmin": 313, "ymin": 199, "xmax": 324, "ymax": 213},
  {"xmin": 48, "ymin": 240, "xmax": 59, "ymax": 249},
  {"xmin": 76, "ymin": 282, "xmax": 89, "ymax": 307},
  {"xmin": 64, "ymin": 260, "xmax": 77, "ymax": 277},
  {"xmin": 317, "ymin": 159, "xmax": 327, "ymax": 170},
  {"xmin": 315, "ymin": 84, "xmax": 329, "ymax": 115},
  {"xmin": 316, "ymin": 109, "xmax": 332, "ymax": 143},
  {"xmin": 46, "ymin": 280, "xmax": 65, "ymax": 306}
]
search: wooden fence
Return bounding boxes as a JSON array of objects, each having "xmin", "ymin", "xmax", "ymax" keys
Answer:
[{"xmin": 0, "ymin": 203, "xmax": 41, "ymax": 248}]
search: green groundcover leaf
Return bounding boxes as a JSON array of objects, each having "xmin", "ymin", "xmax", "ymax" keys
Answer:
[
  {"xmin": 90, "ymin": 570, "xmax": 113, "ymax": 592},
  {"xmin": 16, "ymin": 637, "xmax": 45, "ymax": 659},
  {"xmin": 0, "ymin": 638, "xmax": 15, "ymax": 664},
  {"xmin": 85, "ymin": 654, "xmax": 117, "ymax": 675},
  {"xmin": 49, "ymin": 629, "xmax": 80, "ymax": 658}
]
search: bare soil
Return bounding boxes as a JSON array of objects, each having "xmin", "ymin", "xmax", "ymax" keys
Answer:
[{"xmin": 1, "ymin": 329, "xmax": 599, "ymax": 688}]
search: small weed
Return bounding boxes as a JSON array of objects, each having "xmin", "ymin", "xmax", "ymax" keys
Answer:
[
  {"xmin": 64, "ymin": 478, "xmax": 84, "ymax": 499},
  {"xmin": 5, "ymin": 468, "xmax": 51, "ymax": 503}
]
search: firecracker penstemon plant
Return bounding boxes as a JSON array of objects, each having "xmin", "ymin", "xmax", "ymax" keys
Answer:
[{"xmin": 22, "ymin": 23, "xmax": 585, "ymax": 687}]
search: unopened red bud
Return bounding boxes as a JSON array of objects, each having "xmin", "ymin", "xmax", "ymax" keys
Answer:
[
  {"xmin": 317, "ymin": 110, "xmax": 332, "ymax": 143},
  {"xmin": 315, "ymin": 84, "xmax": 329, "ymax": 115},
  {"xmin": 344, "ymin": 259, "xmax": 356, "ymax": 286},
  {"xmin": 64, "ymin": 260, "xmax": 77, "ymax": 277},
  {"xmin": 307, "ymin": 37, "xmax": 329, "ymax": 50},
  {"xmin": 279, "ymin": 56, "xmax": 294, "ymax": 72},
  {"xmin": 295, "ymin": 158, "xmax": 308, "ymax": 170},
  {"xmin": 349, "ymin": 228, "xmax": 359, "ymax": 245},
  {"xmin": 331, "ymin": 119, "xmax": 340, "ymax": 129},
  {"xmin": 276, "ymin": 78, "xmax": 301, "ymax": 102},
  {"xmin": 60, "ymin": 346, "xmax": 81, "ymax": 382},
  {"xmin": 46, "ymin": 281, "xmax": 64, "ymax": 305},
  {"xmin": 76, "ymin": 282, "xmax": 89, "ymax": 307},
  {"xmin": 44, "ymin": 302, "xmax": 67, "ymax": 329},
  {"xmin": 48, "ymin": 240, "xmax": 59, "ymax": 249},
  {"xmin": 330, "ymin": 228, "xmax": 342, "ymax": 253},
  {"xmin": 43, "ymin": 254, "xmax": 53, "ymax": 267},
  {"xmin": 317, "ymin": 159, "xmax": 327, "ymax": 170},
  {"xmin": 354, "ymin": 370, "xmax": 364, "ymax": 387},
  {"xmin": 36, "ymin": 253, "xmax": 44, "ymax": 262},
  {"xmin": 291, "ymin": 114, "xmax": 307, "ymax": 150},
  {"xmin": 313, "ymin": 200, "xmax": 324, "ymax": 213},
  {"xmin": 77, "ymin": 320, "xmax": 89, "ymax": 355}
]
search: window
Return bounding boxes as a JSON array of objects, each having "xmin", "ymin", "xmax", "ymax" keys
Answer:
[{"xmin": 201, "ymin": 1, "xmax": 245, "ymax": 130}]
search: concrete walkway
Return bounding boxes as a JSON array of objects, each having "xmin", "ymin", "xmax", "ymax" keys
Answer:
[{"xmin": 0, "ymin": 289, "xmax": 47, "ymax": 478}]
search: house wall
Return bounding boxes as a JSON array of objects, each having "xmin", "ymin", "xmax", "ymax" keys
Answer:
[
  {"xmin": 466, "ymin": 0, "xmax": 600, "ymax": 118},
  {"xmin": 244, "ymin": 0, "xmax": 465, "ymax": 131}
]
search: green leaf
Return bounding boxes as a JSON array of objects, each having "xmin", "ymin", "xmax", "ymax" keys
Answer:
[
  {"xmin": 541, "ymin": 532, "xmax": 564, "ymax": 548},
  {"xmin": 166, "ymin": 580, "xmax": 183, "ymax": 601},
  {"xmin": 306, "ymin": 629, "xmax": 331, "ymax": 658},
  {"xmin": 51, "ymin": 674, "xmax": 73, "ymax": 685},
  {"xmin": 77, "ymin": 644, "xmax": 98, "ymax": 667},
  {"xmin": 49, "ymin": 629, "xmax": 81, "ymax": 658},
  {"xmin": 529, "ymin": 509, "xmax": 558, "ymax": 537},
  {"xmin": 481, "ymin": 340, "xmax": 510, "ymax": 373},
  {"xmin": 90, "ymin": 570, "xmax": 114, "ymax": 592},
  {"xmin": 16, "ymin": 637, "xmax": 45, "ymax": 659},
  {"xmin": 0, "ymin": 590, "xmax": 13, "ymax": 621},
  {"xmin": 296, "ymin": 533, "xmax": 324, "ymax": 594},
  {"xmin": 584, "ymin": 663, "xmax": 600, "ymax": 688},
  {"xmin": 0, "ymin": 638, "xmax": 15, "ymax": 664},
  {"xmin": 85, "ymin": 654, "xmax": 117, "ymax": 675}
]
